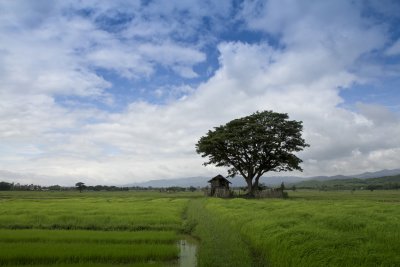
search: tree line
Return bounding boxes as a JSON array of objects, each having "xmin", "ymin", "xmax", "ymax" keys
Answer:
[
  {"xmin": 0, "ymin": 181, "xmax": 130, "ymax": 191},
  {"xmin": 0, "ymin": 181, "xmax": 201, "ymax": 192}
]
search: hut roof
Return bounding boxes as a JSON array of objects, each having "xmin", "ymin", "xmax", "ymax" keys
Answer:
[{"xmin": 208, "ymin": 174, "xmax": 232, "ymax": 184}]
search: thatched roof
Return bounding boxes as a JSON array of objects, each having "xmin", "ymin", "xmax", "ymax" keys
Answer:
[{"xmin": 208, "ymin": 174, "xmax": 231, "ymax": 184}]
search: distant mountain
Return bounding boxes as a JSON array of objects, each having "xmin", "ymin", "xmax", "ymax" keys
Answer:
[
  {"xmin": 294, "ymin": 174, "xmax": 400, "ymax": 189},
  {"xmin": 127, "ymin": 169, "xmax": 400, "ymax": 188},
  {"xmin": 308, "ymin": 169, "xmax": 400, "ymax": 182},
  {"xmin": 2, "ymin": 168, "xmax": 400, "ymax": 188},
  {"xmin": 126, "ymin": 176, "xmax": 208, "ymax": 188},
  {"xmin": 309, "ymin": 175, "xmax": 351, "ymax": 181},
  {"xmin": 129, "ymin": 175, "xmax": 308, "ymax": 188},
  {"xmin": 353, "ymin": 169, "xmax": 400, "ymax": 179}
]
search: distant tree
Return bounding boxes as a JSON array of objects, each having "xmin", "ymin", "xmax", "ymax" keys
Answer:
[
  {"xmin": 48, "ymin": 185, "xmax": 62, "ymax": 191},
  {"xmin": 94, "ymin": 185, "xmax": 104, "ymax": 191},
  {"xmin": 196, "ymin": 111, "xmax": 309, "ymax": 196},
  {"xmin": 366, "ymin": 185, "xmax": 376, "ymax": 192},
  {"xmin": 188, "ymin": 186, "xmax": 197, "ymax": 192},
  {"xmin": 291, "ymin": 185, "xmax": 297, "ymax": 191},
  {"xmin": 75, "ymin": 182, "xmax": 86, "ymax": 193},
  {"xmin": 166, "ymin": 186, "xmax": 185, "ymax": 192},
  {"xmin": 0, "ymin": 181, "xmax": 12, "ymax": 191},
  {"xmin": 280, "ymin": 182, "xmax": 285, "ymax": 191}
]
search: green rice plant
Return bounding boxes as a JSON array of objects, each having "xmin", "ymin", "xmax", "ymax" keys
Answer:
[
  {"xmin": 0, "ymin": 191, "xmax": 189, "ymax": 266},
  {"xmin": 3, "ymin": 189, "xmax": 398, "ymax": 266},
  {"xmin": 0, "ymin": 229, "xmax": 178, "ymax": 244},
  {"xmin": 201, "ymin": 190, "xmax": 400, "ymax": 267},
  {"xmin": 185, "ymin": 199, "xmax": 254, "ymax": 267},
  {"xmin": 0, "ymin": 194, "xmax": 188, "ymax": 231},
  {"xmin": 5, "ymin": 264, "xmax": 166, "ymax": 267},
  {"xmin": 0, "ymin": 242, "xmax": 178, "ymax": 265}
]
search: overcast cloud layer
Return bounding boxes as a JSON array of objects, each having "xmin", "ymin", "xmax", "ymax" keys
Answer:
[{"xmin": 1, "ymin": 0, "xmax": 400, "ymax": 185}]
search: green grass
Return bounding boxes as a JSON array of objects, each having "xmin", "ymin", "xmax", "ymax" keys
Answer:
[
  {"xmin": 0, "ymin": 242, "xmax": 178, "ymax": 265},
  {"xmin": 0, "ymin": 229, "xmax": 177, "ymax": 244},
  {"xmin": 1, "ymin": 190, "xmax": 399, "ymax": 266},
  {"xmin": 0, "ymin": 191, "xmax": 189, "ymax": 266},
  {"xmin": 197, "ymin": 190, "xmax": 400, "ymax": 267},
  {"xmin": 4, "ymin": 265, "xmax": 163, "ymax": 267},
  {"xmin": 0, "ymin": 193, "xmax": 187, "ymax": 231},
  {"xmin": 184, "ymin": 199, "xmax": 254, "ymax": 267}
]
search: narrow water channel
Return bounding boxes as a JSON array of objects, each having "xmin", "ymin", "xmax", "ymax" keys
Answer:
[{"xmin": 178, "ymin": 236, "xmax": 198, "ymax": 267}]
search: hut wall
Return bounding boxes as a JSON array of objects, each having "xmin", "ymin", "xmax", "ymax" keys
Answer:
[{"xmin": 205, "ymin": 188, "xmax": 231, "ymax": 198}]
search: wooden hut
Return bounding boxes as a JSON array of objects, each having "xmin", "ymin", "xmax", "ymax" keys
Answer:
[{"xmin": 206, "ymin": 174, "xmax": 231, "ymax": 197}]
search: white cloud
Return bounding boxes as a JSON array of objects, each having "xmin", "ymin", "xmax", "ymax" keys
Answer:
[
  {"xmin": 0, "ymin": 1, "xmax": 399, "ymax": 185},
  {"xmin": 356, "ymin": 103, "xmax": 398, "ymax": 125},
  {"xmin": 138, "ymin": 42, "xmax": 206, "ymax": 76},
  {"xmin": 0, "ymin": 0, "xmax": 210, "ymax": 101}
]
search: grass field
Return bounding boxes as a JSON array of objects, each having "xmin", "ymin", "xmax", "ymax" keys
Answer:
[
  {"xmin": 0, "ymin": 191, "xmax": 191, "ymax": 266},
  {"xmin": 0, "ymin": 190, "xmax": 399, "ymax": 266},
  {"xmin": 188, "ymin": 190, "xmax": 400, "ymax": 267}
]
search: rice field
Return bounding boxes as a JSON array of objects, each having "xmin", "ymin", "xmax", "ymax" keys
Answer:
[
  {"xmin": 189, "ymin": 190, "xmax": 400, "ymax": 267},
  {"xmin": 0, "ymin": 191, "xmax": 190, "ymax": 266},
  {"xmin": 0, "ymin": 191, "xmax": 188, "ymax": 231},
  {"xmin": 0, "ymin": 190, "xmax": 399, "ymax": 266}
]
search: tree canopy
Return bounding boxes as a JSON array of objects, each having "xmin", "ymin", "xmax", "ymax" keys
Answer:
[
  {"xmin": 75, "ymin": 182, "xmax": 86, "ymax": 193},
  {"xmin": 196, "ymin": 110, "xmax": 309, "ymax": 195}
]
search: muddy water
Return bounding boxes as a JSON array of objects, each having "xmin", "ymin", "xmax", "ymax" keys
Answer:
[{"xmin": 178, "ymin": 236, "xmax": 198, "ymax": 267}]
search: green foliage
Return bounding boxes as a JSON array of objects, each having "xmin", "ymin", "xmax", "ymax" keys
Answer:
[
  {"xmin": 196, "ymin": 110, "xmax": 308, "ymax": 194},
  {"xmin": 75, "ymin": 182, "xmax": 86, "ymax": 193},
  {"xmin": 0, "ymin": 181, "xmax": 12, "ymax": 191}
]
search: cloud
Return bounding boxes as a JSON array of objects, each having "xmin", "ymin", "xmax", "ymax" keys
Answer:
[
  {"xmin": 0, "ymin": 0, "xmax": 212, "ymax": 101},
  {"xmin": 0, "ymin": 1, "xmax": 399, "ymax": 185},
  {"xmin": 356, "ymin": 103, "xmax": 398, "ymax": 125}
]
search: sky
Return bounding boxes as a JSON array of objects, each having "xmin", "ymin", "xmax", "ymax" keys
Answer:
[{"xmin": 1, "ymin": 0, "xmax": 400, "ymax": 186}]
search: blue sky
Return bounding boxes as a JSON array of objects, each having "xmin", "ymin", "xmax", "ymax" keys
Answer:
[{"xmin": 0, "ymin": 0, "xmax": 400, "ymax": 185}]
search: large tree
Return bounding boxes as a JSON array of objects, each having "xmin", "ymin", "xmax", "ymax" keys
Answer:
[{"xmin": 196, "ymin": 111, "xmax": 309, "ymax": 196}]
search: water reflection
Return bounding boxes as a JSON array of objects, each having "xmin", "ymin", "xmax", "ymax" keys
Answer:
[{"xmin": 179, "ymin": 237, "xmax": 197, "ymax": 267}]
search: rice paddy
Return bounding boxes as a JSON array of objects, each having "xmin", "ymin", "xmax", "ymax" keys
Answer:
[
  {"xmin": 0, "ymin": 191, "xmax": 190, "ymax": 266},
  {"xmin": 0, "ymin": 190, "xmax": 399, "ymax": 266},
  {"xmin": 188, "ymin": 190, "xmax": 400, "ymax": 267}
]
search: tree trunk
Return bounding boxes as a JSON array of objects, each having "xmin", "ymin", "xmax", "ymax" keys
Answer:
[
  {"xmin": 245, "ymin": 177, "xmax": 258, "ymax": 197},
  {"xmin": 246, "ymin": 178, "xmax": 253, "ymax": 196},
  {"xmin": 249, "ymin": 174, "xmax": 263, "ymax": 197}
]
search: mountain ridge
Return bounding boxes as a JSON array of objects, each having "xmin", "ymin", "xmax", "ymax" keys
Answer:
[
  {"xmin": 126, "ymin": 168, "xmax": 400, "ymax": 188},
  {"xmin": 2, "ymin": 168, "xmax": 400, "ymax": 188}
]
